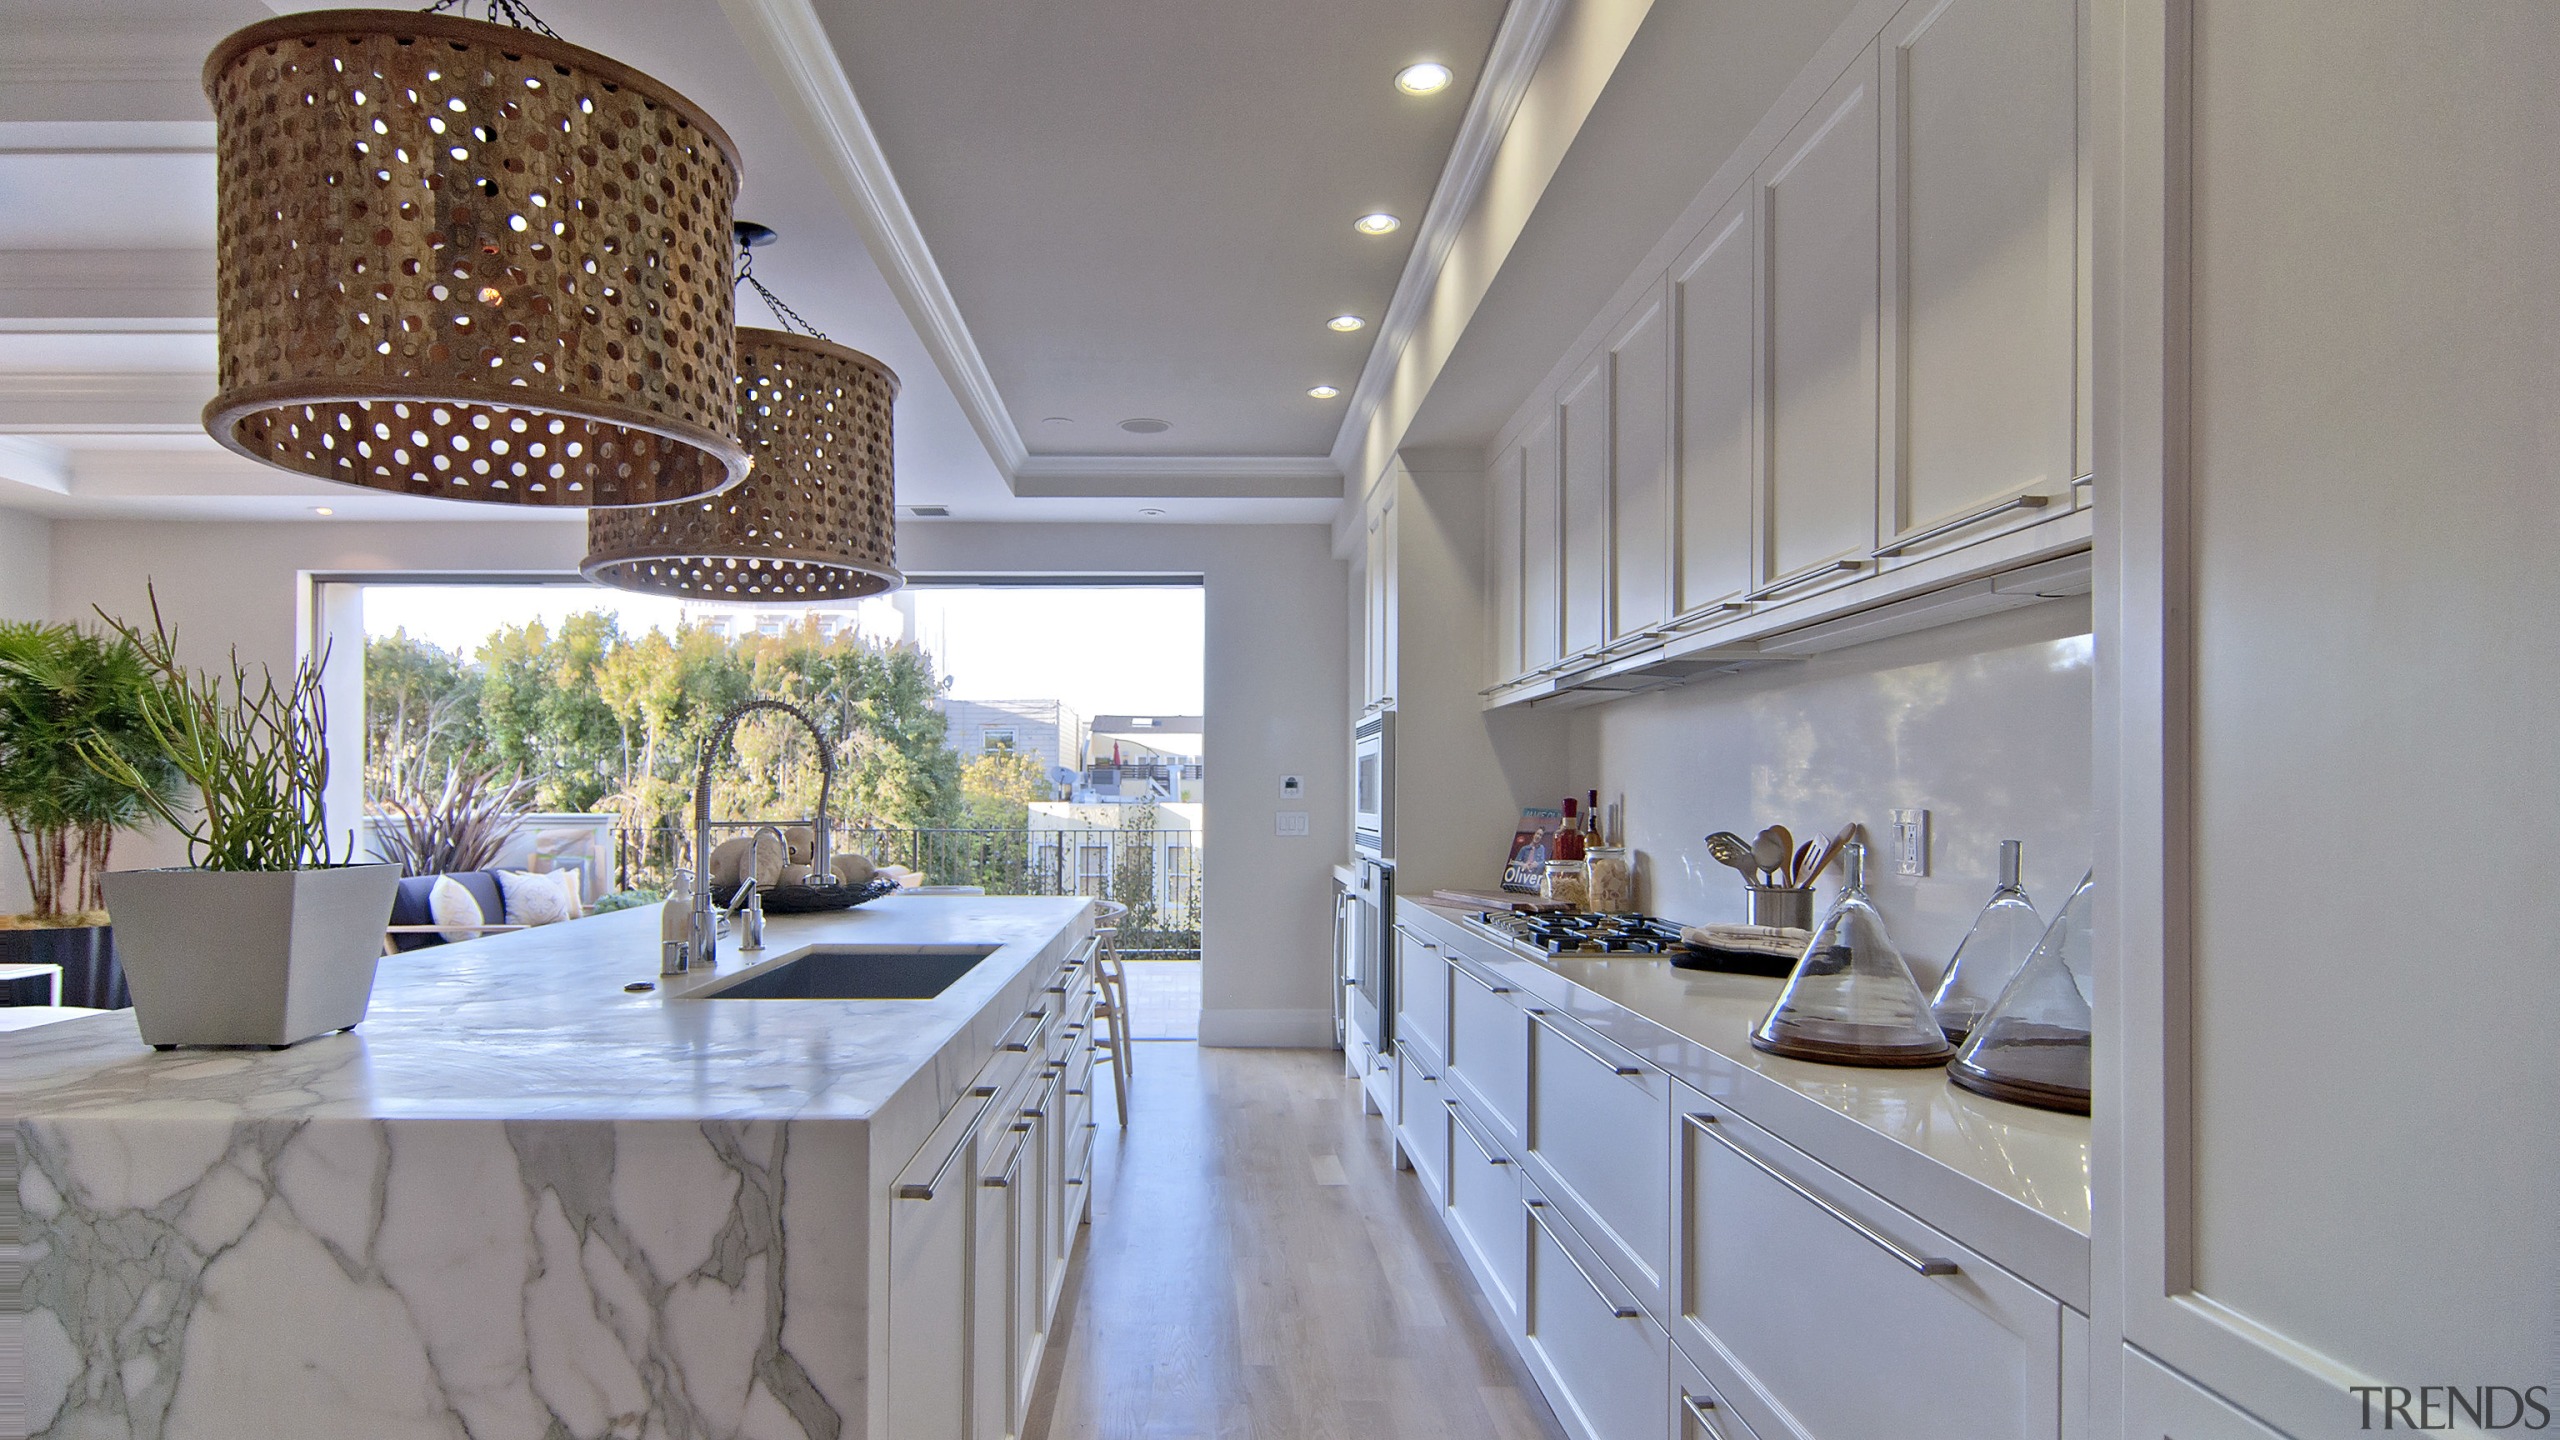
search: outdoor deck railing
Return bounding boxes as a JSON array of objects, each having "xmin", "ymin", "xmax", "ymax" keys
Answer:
[{"xmin": 612, "ymin": 822, "xmax": 1202, "ymax": 961}]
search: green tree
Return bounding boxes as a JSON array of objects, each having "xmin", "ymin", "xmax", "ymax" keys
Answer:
[
  {"xmin": 364, "ymin": 629, "xmax": 482, "ymax": 797},
  {"xmin": 476, "ymin": 613, "xmax": 625, "ymax": 811},
  {"xmin": 0, "ymin": 622, "xmax": 181, "ymax": 917},
  {"xmin": 960, "ymin": 747, "xmax": 1051, "ymax": 831}
]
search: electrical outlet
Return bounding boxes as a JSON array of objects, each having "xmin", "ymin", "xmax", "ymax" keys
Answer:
[
  {"xmin": 1279, "ymin": 775, "xmax": 1304, "ymax": 800},
  {"xmin": 1275, "ymin": 811, "xmax": 1310, "ymax": 837},
  {"xmin": 1889, "ymin": 809, "xmax": 1929, "ymax": 877}
]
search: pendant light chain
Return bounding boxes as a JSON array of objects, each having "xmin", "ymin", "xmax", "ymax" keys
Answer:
[
  {"xmin": 420, "ymin": 0, "xmax": 561, "ymax": 39},
  {"xmin": 735, "ymin": 246, "xmax": 832, "ymax": 344}
]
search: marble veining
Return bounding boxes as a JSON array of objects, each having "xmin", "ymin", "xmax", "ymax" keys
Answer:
[{"xmin": 5, "ymin": 896, "xmax": 1088, "ymax": 1439}]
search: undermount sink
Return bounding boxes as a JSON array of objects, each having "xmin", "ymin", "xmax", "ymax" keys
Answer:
[{"xmin": 689, "ymin": 947, "xmax": 999, "ymax": 1001}]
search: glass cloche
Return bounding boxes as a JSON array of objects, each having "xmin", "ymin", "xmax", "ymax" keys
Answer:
[
  {"xmin": 1928, "ymin": 840, "xmax": 2044, "ymax": 1044},
  {"xmin": 1947, "ymin": 869, "xmax": 2095, "ymax": 1114},
  {"xmin": 1751, "ymin": 843, "xmax": 1956, "ymax": 1067}
]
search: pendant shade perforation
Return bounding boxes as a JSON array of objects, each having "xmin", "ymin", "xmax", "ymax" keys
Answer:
[
  {"xmin": 582, "ymin": 328, "xmax": 903, "ymax": 601},
  {"xmin": 201, "ymin": 10, "xmax": 748, "ymax": 506}
]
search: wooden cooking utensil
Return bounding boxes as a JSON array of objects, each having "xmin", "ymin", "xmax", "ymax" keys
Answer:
[{"xmin": 1790, "ymin": 839, "xmax": 1816, "ymax": 887}]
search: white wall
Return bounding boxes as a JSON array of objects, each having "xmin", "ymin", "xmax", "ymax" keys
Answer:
[
  {"xmin": 0, "ymin": 504, "xmax": 54, "ymax": 913},
  {"xmin": 1570, "ymin": 600, "xmax": 2093, "ymax": 988},
  {"xmin": 46, "ymin": 515, "xmax": 1349, "ymax": 1046}
]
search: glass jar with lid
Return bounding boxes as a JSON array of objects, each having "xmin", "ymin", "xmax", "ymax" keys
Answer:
[
  {"xmin": 1540, "ymin": 858, "xmax": 1590, "ymax": 910},
  {"xmin": 1584, "ymin": 845, "xmax": 1635, "ymax": 913}
]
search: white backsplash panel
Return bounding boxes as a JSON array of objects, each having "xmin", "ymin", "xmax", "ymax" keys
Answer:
[{"xmin": 1576, "ymin": 601, "xmax": 2093, "ymax": 986}]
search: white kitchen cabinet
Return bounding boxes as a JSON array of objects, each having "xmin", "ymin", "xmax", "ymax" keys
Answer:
[
  {"xmin": 1674, "ymin": 1094, "xmax": 2059, "ymax": 1440},
  {"xmin": 888, "ymin": 1092, "xmax": 981, "ymax": 1440},
  {"xmin": 1006, "ymin": 1065, "xmax": 1057, "ymax": 1427},
  {"xmin": 1875, "ymin": 0, "xmax": 2082, "ymax": 566},
  {"xmin": 1443, "ymin": 1091, "xmax": 1527, "ymax": 1333},
  {"xmin": 1522, "ymin": 1181, "xmax": 1673, "ymax": 1440},
  {"xmin": 1755, "ymin": 47, "xmax": 1880, "ymax": 605},
  {"xmin": 1608, "ymin": 285, "xmax": 1673, "ymax": 646},
  {"xmin": 1558, "ymin": 357, "xmax": 1610, "ymax": 659},
  {"xmin": 1523, "ymin": 1005, "xmax": 1671, "ymax": 1323},
  {"xmin": 1519, "ymin": 414, "xmax": 1562, "ymax": 675},
  {"xmin": 1678, "ymin": 1349, "xmax": 1764, "ymax": 1440},
  {"xmin": 1394, "ymin": 1040, "xmax": 1448, "ymax": 1205},
  {"xmin": 1444, "ymin": 953, "xmax": 1529, "ymax": 1150},
  {"xmin": 1673, "ymin": 188, "xmax": 1757, "ymax": 625},
  {"xmin": 967, "ymin": 1092, "xmax": 1023, "ymax": 1440},
  {"xmin": 1394, "ymin": 924, "xmax": 1449, "ymax": 1060},
  {"xmin": 2121, "ymin": 1350, "xmax": 2286, "ymax": 1440},
  {"xmin": 1489, "ymin": 442, "xmax": 1526, "ymax": 686},
  {"xmin": 1361, "ymin": 488, "xmax": 1397, "ymax": 709}
]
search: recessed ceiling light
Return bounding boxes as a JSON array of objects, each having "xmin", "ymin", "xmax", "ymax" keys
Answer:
[
  {"xmin": 1138, "ymin": 507, "xmax": 1167, "ymax": 517},
  {"xmin": 1395, "ymin": 61, "xmax": 1454, "ymax": 96},
  {"xmin": 310, "ymin": 506, "xmax": 334, "ymax": 516},
  {"xmin": 1042, "ymin": 415, "xmax": 1074, "ymax": 425},
  {"xmin": 1353, "ymin": 212, "xmax": 1401, "ymax": 236},
  {"xmin": 1327, "ymin": 314, "xmax": 1366, "ymax": 333},
  {"xmin": 1119, "ymin": 417, "xmax": 1172, "ymax": 434},
  {"xmin": 1308, "ymin": 385, "xmax": 1341, "ymax": 399}
]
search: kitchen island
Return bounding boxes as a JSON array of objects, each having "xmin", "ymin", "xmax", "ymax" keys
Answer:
[{"xmin": 4, "ymin": 894, "xmax": 1098, "ymax": 1440}]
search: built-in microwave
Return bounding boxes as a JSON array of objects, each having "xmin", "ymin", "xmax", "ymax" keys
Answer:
[{"xmin": 1353, "ymin": 709, "xmax": 1392, "ymax": 858}]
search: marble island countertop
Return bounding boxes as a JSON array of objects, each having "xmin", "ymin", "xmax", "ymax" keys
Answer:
[{"xmin": 2, "ymin": 894, "xmax": 1094, "ymax": 1124}]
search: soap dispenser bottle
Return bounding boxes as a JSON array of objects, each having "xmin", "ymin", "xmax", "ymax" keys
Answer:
[{"xmin": 661, "ymin": 868, "xmax": 695, "ymax": 974}]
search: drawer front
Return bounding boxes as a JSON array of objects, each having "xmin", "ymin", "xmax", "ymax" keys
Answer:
[
  {"xmin": 1680, "ymin": 1105, "xmax": 2061, "ymax": 1440},
  {"xmin": 1395, "ymin": 1040, "xmax": 1449, "ymax": 1204},
  {"xmin": 1526, "ymin": 1006, "xmax": 1672, "ymax": 1319},
  {"xmin": 1447, "ymin": 957, "xmax": 1530, "ymax": 1145},
  {"xmin": 1395, "ymin": 926, "xmax": 1450, "ymax": 1058},
  {"xmin": 2121, "ymin": 1348, "xmax": 2286, "ymax": 1440},
  {"xmin": 1525, "ymin": 1189, "xmax": 1673, "ymax": 1440},
  {"xmin": 1678, "ymin": 1349, "xmax": 1764, "ymax": 1440},
  {"xmin": 1443, "ymin": 1093, "xmax": 1527, "ymax": 1331}
]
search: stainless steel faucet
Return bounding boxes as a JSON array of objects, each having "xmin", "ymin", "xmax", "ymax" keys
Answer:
[
  {"xmin": 687, "ymin": 699, "xmax": 839, "ymax": 972},
  {"xmin": 726, "ymin": 824, "xmax": 785, "ymax": 952}
]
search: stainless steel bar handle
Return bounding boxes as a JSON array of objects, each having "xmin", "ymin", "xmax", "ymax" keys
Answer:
[
  {"xmin": 1873, "ymin": 493, "xmax": 2053, "ymax": 557},
  {"xmin": 1391, "ymin": 926, "xmax": 1439, "ymax": 950},
  {"xmin": 1681, "ymin": 1392, "xmax": 1737, "ymax": 1440},
  {"xmin": 1529, "ymin": 1010, "xmax": 1646, "ymax": 1077},
  {"xmin": 894, "ymin": 1089, "xmax": 1000, "ymax": 1201},
  {"xmin": 981, "ymin": 1120, "xmax": 1035, "ymax": 1189},
  {"xmin": 1647, "ymin": 601, "xmax": 1754, "ymax": 639},
  {"xmin": 1020, "ymin": 1067, "xmax": 1062, "ymax": 1121},
  {"xmin": 1001, "ymin": 1008, "xmax": 1053, "ymax": 1053},
  {"xmin": 1526, "ymin": 1198, "xmax": 1643, "ymax": 1319},
  {"xmin": 2072, "ymin": 472, "xmax": 2096, "ymax": 490},
  {"xmin": 1685, "ymin": 1113, "xmax": 1959, "ymax": 1276},
  {"xmin": 1444, "ymin": 1098, "xmax": 1510, "ymax": 1165},
  {"xmin": 1451, "ymin": 957, "xmax": 1513, "ymax": 995},
  {"xmin": 1743, "ymin": 558, "xmax": 1864, "ymax": 602},
  {"xmin": 1396, "ymin": 1043, "xmax": 1439, "ymax": 1085}
]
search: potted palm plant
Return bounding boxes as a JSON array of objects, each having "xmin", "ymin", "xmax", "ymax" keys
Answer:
[
  {"xmin": 86, "ymin": 592, "xmax": 399, "ymax": 1048},
  {"xmin": 0, "ymin": 621, "xmax": 180, "ymax": 1008}
]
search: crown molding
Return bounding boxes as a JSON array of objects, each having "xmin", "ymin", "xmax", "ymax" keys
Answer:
[
  {"xmin": 1324, "ymin": 0, "xmax": 1571, "ymax": 492},
  {"xmin": 0, "ymin": 436, "xmax": 72, "ymax": 495},
  {"xmin": 1011, "ymin": 455, "xmax": 1342, "ymax": 501},
  {"xmin": 714, "ymin": 0, "xmax": 1029, "ymax": 476}
]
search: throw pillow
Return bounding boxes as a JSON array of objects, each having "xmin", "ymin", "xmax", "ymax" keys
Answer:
[
  {"xmin": 497, "ymin": 869, "xmax": 573, "ymax": 927},
  {"xmin": 428, "ymin": 873, "xmax": 485, "ymax": 943}
]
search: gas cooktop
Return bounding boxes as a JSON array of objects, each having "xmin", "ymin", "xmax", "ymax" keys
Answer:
[{"xmin": 1467, "ymin": 910, "xmax": 1690, "ymax": 956}]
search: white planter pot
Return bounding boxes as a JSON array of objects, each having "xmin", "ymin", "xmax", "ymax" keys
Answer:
[{"xmin": 102, "ymin": 864, "xmax": 402, "ymax": 1048}]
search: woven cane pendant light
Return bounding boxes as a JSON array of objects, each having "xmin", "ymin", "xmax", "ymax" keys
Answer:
[
  {"xmin": 201, "ymin": 7, "xmax": 749, "ymax": 506},
  {"xmin": 581, "ymin": 225, "xmax": 903, "ymax": 601}
]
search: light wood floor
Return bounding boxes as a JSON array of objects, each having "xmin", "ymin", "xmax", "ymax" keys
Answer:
[{"xmin": 1028, "ymin": 1043, "xmax": 1567, "ymax": 1440}]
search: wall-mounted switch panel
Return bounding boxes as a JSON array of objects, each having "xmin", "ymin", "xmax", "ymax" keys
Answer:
[
  {"xmin": 1276, "ymin": 811, "xmax": 1310, "ymax": 837},
  {"xmin": 1889, "ymin": 808, "xmax": 1929, "ymax": 877}
]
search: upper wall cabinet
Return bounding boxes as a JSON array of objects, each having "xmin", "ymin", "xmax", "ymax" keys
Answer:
[
  {"xmin": 1558, "ymin": 358, "xmax": 1611, "ymax": 660},
  {"xmin": 1520, "ymin": 414, "xmax": 1564, "ymax": 675},
  {"xmin": 1607, "ymin": 286, "xmax": 1674, "ymax": 646},
  {"xmin": 1363, "ymin": 488, "xmax": 1397, "ymax": 711},
  {"xmin": 1672, "ymin": 193, "xmax": 1756, "ymax": 625},
  {"xmin": 1876, "ymin": 0, "xmax": 2086, "ymax": 566},
  {"xmin": 1758, "ymin": 49, "xmax": 1883, "ymax": 605},
  {"xmin": 1489, "ymin": 445, "xmax": 1526, "ymax": 689}
]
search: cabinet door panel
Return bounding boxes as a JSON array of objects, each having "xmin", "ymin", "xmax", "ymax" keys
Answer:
[
  {"xmin": 1526, "ymin": 1010, "xmax": 1671, "ymax": 1322},
  {"xmin": 1446, "ymin": 957, "xmax": 1529, "ymax": 1147},
  {"xmin": 1394, "ymin": 926, "xmax": 1449, "ymax": 1060},
  {"xmin": 887, "ymin": 1146, "xmax": 970, "ymax": 1439},
  {"xmin": 1760, "ymin": 51, "xmax": 1881, "ymax": 589},
  {"xmin": 1444, "ymin": 1094, "xmax": 1526, "ymax": 1332},
  {"xmin": 1524, "ymin": 1189, "xmax": 1673, "ymax": 1440},
  {"xmin": 1491, "ymin": 445, "xmax": 1526, "ymax": 684},
  {"xmin": 1881, "ymin": 0, "xmax": 2078, "ymax": 557},
  {"xmin": 1675, "ymin": 191, "xmax": 1757, "ymax": 618},
  {"xmin": 1609, "ymin": 290, "xmax": 1673, "ymax": 643},
  {"xmin": 1520, "ymin": 416, "xmax": 1562, "ymax": 671},
  {"xmin": 1559, "ymin": 361, "xmax": 1609, "ymax": 656}
]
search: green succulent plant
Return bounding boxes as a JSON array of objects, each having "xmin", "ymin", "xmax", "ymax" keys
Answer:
[
  {"xmin": 85, "ymin": 587, "xmax": 341, "ymax": 873},
  {"xmin": 0, "ymin": 619, "xmax": 181, "ymax": 919}
]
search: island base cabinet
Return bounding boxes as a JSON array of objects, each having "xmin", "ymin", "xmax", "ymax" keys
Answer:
[
  {"xmin": 887, "ymin": 1144, "xmax": 973, "ymax": 1440},
  {"xmin": 1443, "ymin": 1094, "xmax": 1528, "ymax": 1333},
  {"xmin": 1678, "ymin": 1351, "xmax": 1765, "ymax": 1440},
  {"xmin": 1523, "ymin": 1189, "xmax": 1672, "ymax": 1440},
  {"xmin": 1446, "ymin": 959, "xmax": 1529, "ymax": 1146},
  {"xmin": 1676, "ymin": 1104, "xmax": 2061, "ymax": 1440},
  {"xmin": 1396, "ymin": 1039, "xmax": 1449, "ymax": 1203}
]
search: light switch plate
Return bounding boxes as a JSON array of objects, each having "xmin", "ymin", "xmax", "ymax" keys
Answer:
[
  {"xmin": 1276, "ymin": 811, "xmax": 1310, "ymax": 837},
  {"xmin": 1889, "ymin": 808, "xmax": 1929, "ymax": 877},
  {"xmin": 1279, "ymin": 775, "xmax": 1304, "ymax": 800}
]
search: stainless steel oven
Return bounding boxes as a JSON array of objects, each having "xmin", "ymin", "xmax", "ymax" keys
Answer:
[{"xmin": 1353, "ymin": 709, "xmax": 1392, "ymax": 859}]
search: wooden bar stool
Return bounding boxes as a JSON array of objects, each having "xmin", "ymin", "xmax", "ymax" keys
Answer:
[{"xmin": 1088, "ymin": 899, "xmax": 1135, "ymax": 1125}]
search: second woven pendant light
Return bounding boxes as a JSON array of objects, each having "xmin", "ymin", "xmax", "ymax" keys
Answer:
[{"xmin": 583, "ymin": 225, "xmax": 903, "ymax": 601}]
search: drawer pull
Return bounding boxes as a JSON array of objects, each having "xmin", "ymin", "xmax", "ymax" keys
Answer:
[
  {"xmin": 893, "ymin": 1089, "xmax": 1000, "ymax": 1201},
  {"xmin": 1686, "ymin": 1113, "xmax": 1959, "ymax": 1277},
  {"xmin": 1396, "ymin": 1044, "xmax": 1439, "ymax": 1085},
  {"xmin": 1680, "ymin": 1392, "xmax": 1737, "ymax": 1440},
  {"xmin": 1445, "ymin": 1098, "xmax": 1511, "ymax": 1166},
  {"xmin": 1743, "ymin": 558, "xmax": 1863, "ymax": 602},
  {"xmin": 1526, "ymin": 1198, "xmax": 1643, "ymax": 1319},
  {"xmin": 1001, "ymin": 1009, "xmax": 1052, "ymax": 1053},
  {"xmin": 1873, "ymin": 493, "xmax": 2053, "ymax": 557},
  {"xmin": 1528, "ymin": 1010, "xmax": 1645, "ymax": 1077},
  {"xmin": 1452, "ymin": 958, "xmax": 1513, "ymax": 995},
  {"xmin": 2072, "ymin": 471, "xmax": 2096, "ymax": 490},
  {"xmin": 981, "ymin": 1120, "xmax": 1035, "ymax": 1189}
]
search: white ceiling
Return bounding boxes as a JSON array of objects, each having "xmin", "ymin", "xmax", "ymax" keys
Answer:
[{"xmin": 6, "ymin": 0, "xmax": 1519, "ymax": 524}]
